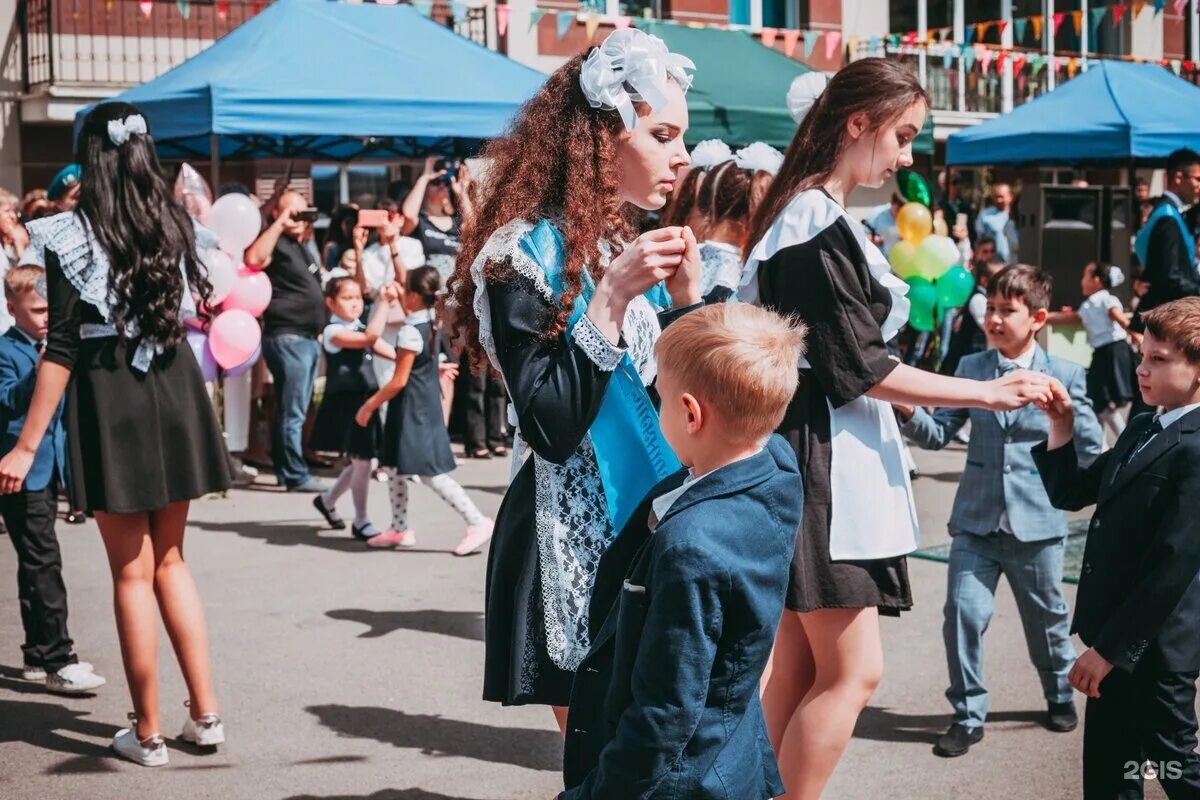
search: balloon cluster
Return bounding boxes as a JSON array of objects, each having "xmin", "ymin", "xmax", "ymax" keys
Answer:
[
  {"xmin": 176, "ymin": 169, "xmax": 270, "ymax": 381},
  {"xmin": 887, "ymin": 169, "xmax": 975, "ymax": 333}
]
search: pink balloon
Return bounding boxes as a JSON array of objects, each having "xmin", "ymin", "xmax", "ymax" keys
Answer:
[
  {"xmin": 202, "ymin": 248, "xmax": 238, "ymax": 305},
  {"xmin": 208, "ymin": 193, "xmax": 262, "ymax": 257},
  {"xmin": 208, "ymin": 309, "xmax": 261, "ymax": 369},
  {"xmin": 222, "ymin": 267, "xmax": 273, "ymax": 317},
  {"xmin": 224, "ymin": 343, "xmax": 261, "ymax": 377}
]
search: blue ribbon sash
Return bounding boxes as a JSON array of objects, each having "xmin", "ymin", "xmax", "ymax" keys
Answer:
[
  {"xmin": 521, "ymin": 221, "xmax": 681, "ymax": 535},
  {"xmin": 1135, "ymin": 200, "xmax": 1194, "ymax": 271}
]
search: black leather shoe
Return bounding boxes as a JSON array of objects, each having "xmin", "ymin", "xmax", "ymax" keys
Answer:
[
  {"xmin": 933, "ymin": 723, "xmax": 983, "ymax": 757},
  {"xmin": 1047, "ymin": 701, "xmax": 1078, "ymax": 732}
]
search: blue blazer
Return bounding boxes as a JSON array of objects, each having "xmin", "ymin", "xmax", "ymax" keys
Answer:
[
  {"xmin": 560, "ymin": 434, "xmax": 803, "ymax": 800},
  {"xmin": 901, "ymin": 345, "xmax": 1104, "ymax": 541},
  {"xmin": 0, "ymin": 328, "xmax": 66, "ymax": 492}
]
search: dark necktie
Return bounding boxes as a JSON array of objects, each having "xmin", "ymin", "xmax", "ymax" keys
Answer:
[
  {"xmin": 998, "ymin": 360, "xmax": 1019, "ymax": 426},
  {"xmin": 1119, "ymin": 418, "xmax": 1163, "ymax": 472}
]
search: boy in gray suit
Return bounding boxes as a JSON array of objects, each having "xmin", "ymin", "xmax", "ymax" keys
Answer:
[{"xmin": 895, "ymin": 265, "xmax": 1105, "ymax": 758}]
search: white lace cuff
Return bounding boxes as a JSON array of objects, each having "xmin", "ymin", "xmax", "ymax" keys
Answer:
[{"xmin": 571, "ymin": 313, "xmax": 626, "ymax": 372}]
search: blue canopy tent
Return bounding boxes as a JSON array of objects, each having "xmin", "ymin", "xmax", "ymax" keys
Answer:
[
  {"xmin": 79, "ymin": 0, "xmax": 546, "ymax": 162},
  {"xmin": 947, "ymin": 60, "xmax": 1200, "ymax": 166}
]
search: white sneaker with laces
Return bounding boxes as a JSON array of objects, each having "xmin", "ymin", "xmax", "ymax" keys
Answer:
[
  {"xmin": 46, "ymin": 662, "xmax": 106, "ymax": 694},
  {"xmin": 112, "ymin": 717, "xmax": 168, "ymax": 767},
  {"xmin": 180, "ymin": 708, "xmax": 225, "ymax": 747}
]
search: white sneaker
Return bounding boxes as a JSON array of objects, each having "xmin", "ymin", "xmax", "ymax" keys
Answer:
[
  {"xmin": 46, "ymin": 662, "xmax": 106, "ymax": 694},
  {"xmin": 180, "ymin": 712, "xmax": 225, "ymax": 747},
  {"xmin": 112, "ymin": 719, "xmax": 168, "ymax": 767},
  {"xmin": 22, "ymin": 660, "xmax": 92, "ymax": 682}
]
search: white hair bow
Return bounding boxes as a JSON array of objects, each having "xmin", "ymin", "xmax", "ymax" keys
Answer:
[
  {"xmin": 787, "ymin": 72, "xmax": 829, "ymax": 124},
  {"xmin": 1108, "ymin": 265, "xmax": 1126, "ymax": 288},
  {"xmin": 690, "ymin": 140, "xmax": 732, "ymax": 170},
  {"xmin": 107, "ymin": 114, "xmax": 148, "ymax": 147},
  {"xmin": 580, "ymin": 28, "xmax": 695, "ymax": 131},
  {"xmin": 734, "ymin": 142, "xmax": 785, "ymax": 175}
]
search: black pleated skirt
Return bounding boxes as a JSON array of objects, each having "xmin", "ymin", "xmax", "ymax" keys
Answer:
[
  {"xmin": 65, "ymin": 337, "xmax": 232, "ymax": 514},
  {"xmin": 1087, "ymin": 340, "xmax": 1137, "ymax": 410},
  {"xmin": 309, "ymin": 391, "xmax": 382, "ymax": 459}
]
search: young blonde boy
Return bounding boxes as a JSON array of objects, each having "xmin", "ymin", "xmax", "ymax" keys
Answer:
[{"xmin": 560, "ymin": 303, "xmax": 806, "ymax": 800}]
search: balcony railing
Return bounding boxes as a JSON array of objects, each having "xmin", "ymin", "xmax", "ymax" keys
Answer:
[{"xmin": 20, "ymin": 0, "xmax": 489, "ymax": 92}]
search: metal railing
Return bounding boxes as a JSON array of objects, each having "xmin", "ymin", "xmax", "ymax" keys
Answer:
[{"xmin": 20, "ymin": 0, "xmax": 490, "ymax": 91}]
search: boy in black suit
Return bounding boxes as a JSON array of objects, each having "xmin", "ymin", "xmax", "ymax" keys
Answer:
[
  {"xmin": 560, "ymin": 303, "xmax": 806, "ymax": 800},
  {"xmin": 1033, "ymin": 296, "xmax": 1200, "ymax": 798}
]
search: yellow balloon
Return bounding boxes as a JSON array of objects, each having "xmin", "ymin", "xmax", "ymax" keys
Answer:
[
  {"xmin": 897, "ymin": 202, "xmax": 933, "ymax": 245},
  {"xmin": 888, "ymin": 240, "xmax": 919, "ymax": 279}
]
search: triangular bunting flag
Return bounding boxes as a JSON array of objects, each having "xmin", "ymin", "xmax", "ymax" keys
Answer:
[
  {"xmin": 886, "ymin": 33, "xmax": 901, "ymax": 48},
  {"xmin": 902, "ymin": 31, "xmax": 918, "ymax": 45},
  {"xmin": 1030, "ymin": 54, "xmax": 1044, "ymax": 73},
  {"xmin": 176, "ymin": 0, "xmax": 189, "ymax": 18},
  {"xmin": 979, "ymin": 45, "xmax": 994, "ymax": 73},
  {"xmin": 1067, "ymin": 57, "xmax": 1078, "ymax": 78},
  {"xmin": 216, "ymin": 1, "xmax": 228, "ymax": 20},
  {"xmin": 1031, "ymin": 16, "xmax": 1043, "ymax": 40},
  {"xmin": 1071, "ymin": 10, "xmax": 1082, "ymax": 33},
  {"xmin": 497, "ymin": 4, "xmax": 510, "ymax": 36},
  {"xmin": 139, "ymin": 0, "xmax": 152, "ymax": 17},
  {"xmin": 1090, "ymin": 7, "xmax": 1106, "ymax": 42},
  {"xmin": 996, "ymin": 50, "xmax": 1007, "ymax": 72},
  {"xmin": 1173, "ymin": 0, "xmax": 1187, "ymax": 13},
  {"xmin": 103, "ymin": 0, "xmax": 113, "ymax": 12},
  {"xmin": 783, "ymin": 29, "xmax": 801, "ymax": 57},
  {"xmin": 1014, "ymin": 18, "xmax": 1027, "ymax": 43},
  {"xmin": 1172, "ymin": 59, "xmax": 1182, "ymax": 74},
  {"xmin": 1132, "ymin": 1, "xmax": 1146, "ymax": 16},
  {"xmin": 528, "ymin": 8, "xmax": 545, "ymax": 30},
  {"xmin": 975, "ymin": 22, "xmax": 989, "ymax": 41},
  {"xmin": 803, "ymin": 30, "xmax": 821, "ymax": 59},
  {"xmin": 585, "ymin": 11, "xmax": 599, "ymax": 39},
  {"xmin": 962, "ymin": 44, "xmax": 976, "ymax": 69},
  {"xmin": 868, "ymin": 35, "xmax": 881, "ymax": 52},
  {"xmin": 1186, "ymin": 59, "xmax": 1196, "ymax": 72},
  {"xmin": 1114, "ymin": 4, "xmax": 1127, "ymax": 25},
  {"xmin": 965, "ymin": 25, "xmax": 976, "ymax": 44},
  {"xmin": 555, "ymin": 10, "xmax": 573, "ymax": 39},
  {"xmin": 613, "ymin": 16, "xmax": 631, "ymax": 29},
  {"xmin": 1153, "ymin": 0, "xmax": 1167, "ymax": 14},
  {"xmin": 997, "ymin": 20, "xmax": 1008, "ymax": 39},
  {"xmin": 943, "ymin": 49, "xmax": 954, "ymax": 69},
  {"xmin": 824, "ymin": 31, "xmax": 842, "ymax": 59},
  {"xmin": 761, "ymin": 27, "xmax": 778, "ymax": 47},
  {"xmin": 1012, "ymin": 53, "xmax": 1026, "ymax": 73},
  {"xmin": 1052, "ymin": 11, "xmax": 1065, "ymax": 33}
]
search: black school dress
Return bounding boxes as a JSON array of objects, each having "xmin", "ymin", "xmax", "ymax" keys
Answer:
[
  {"xmin": 309, "ymin": 316, "xmax": 382, "ymax": 459},
  {"xmin": 41, "ymin": 243, "xmax": 231, "ymax": 515},
  {"xmin": 378, "ymin": 308, "xmax": 456, "ymax": 477},
  {"xmin": 746, "ymin": 190, "xmax": 917, "ymax": 616}
]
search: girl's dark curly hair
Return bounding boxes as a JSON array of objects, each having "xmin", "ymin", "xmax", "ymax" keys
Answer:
[
  {"xmin": 75, "ymin": 101, "xmax": 213, "ymax": 350},
  {"xmin": 449, "ymin": 52, "xmax": 644, "ymax": 370}
]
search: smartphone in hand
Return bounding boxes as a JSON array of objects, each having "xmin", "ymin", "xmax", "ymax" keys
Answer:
[
  {"xmin": 293, "ymin": 207, "xmax": 320, "ymax": 224},
  {"xmin": 357, "ymin": 209, "xmax": 389, "ymax": 228}
]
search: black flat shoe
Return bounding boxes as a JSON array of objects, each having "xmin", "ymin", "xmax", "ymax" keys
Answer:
[
  {"xmin": 1047, "ymin": 701, "xmax": 1078, "ymax": 732},
  {"xmin": 65, "ymin": 511, "xmax": 86, "ymax": 525},
  {"xmin": 312, "ymin": 494, "xmax": 346, "ymax": 530},
  {"xmin": 933, "ymin": 723, "xmax": 983, "ymax": 758},
  {"xmin": 466, "ymin": 449, "xmax": 492, "ymax": 459}
]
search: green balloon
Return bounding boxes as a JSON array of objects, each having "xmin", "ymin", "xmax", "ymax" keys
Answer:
[
  {"xmin": 906, "ymin": 276, "xmax": 937, "ymax": 332},
  {"xmin": 897, "ymin": 168, "xmax": 932, "ymax": 208},
  {"xmin": 936, "ymin": 266, "xmax": 976, "ymax": 310}
]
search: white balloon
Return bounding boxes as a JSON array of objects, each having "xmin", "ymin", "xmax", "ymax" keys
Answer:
[
  {"xmin": 201, "ymin": 248, "xmax": 238, "ymax": 305},
  {"xmin": 208, "ymin": 193, "xmax": 262, "ymax": 256}
]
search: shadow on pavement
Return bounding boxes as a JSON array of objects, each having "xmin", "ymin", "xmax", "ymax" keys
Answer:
[
  {"xmin": 325, "ymin": 609, "xmax": 484, "ymax": 642},
  {"xmin": 855, "ymin": 705, "xmax": 1049, "ymax": 744},
  {"xmin": 189, "ymin": 518, "xmax": 370, "ymax": 554},
  {"xmin": 307, "ymin": 704, "xmax": 561, "ymax": 772},
  {"xmin": 0, "ymin": 695, "xmax": 118, "ymax": 773},
  {"xmin": 458, "ymin": 485, "xmax": 507, "ymax": 497},
  {"xmin": 283, "ymin": 790, "xmax": 486, "ymax": 800}
]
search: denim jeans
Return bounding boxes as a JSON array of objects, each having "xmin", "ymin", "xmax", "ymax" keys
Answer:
[
  {"xmin": 943, "ymin": 531, "xmax": 1076, "ymax": 729},
  {"xmin": 263, "ymin": 334, "xmax": 320, "ymax": 488}
]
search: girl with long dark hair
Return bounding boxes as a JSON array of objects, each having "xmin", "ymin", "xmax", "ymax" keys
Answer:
[
  {"xmin": 0, "ymin": 102, "xmax": 231, "ymax": 766},
  {"xmin": 450, "ymin": 28, "xmax": 700, "ymax": 726},
  {"xmin": 742, "ymin": 60, "xmax": 1056, "ymax": 797}
]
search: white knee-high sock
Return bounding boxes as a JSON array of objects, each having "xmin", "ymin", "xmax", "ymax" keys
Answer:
[
  {"xmin": 422, "ymin": 473, "xmax": 486, "ymax": 526},
  {"xmin": 348, "ymin": 458, "xmax": 373, "ymax": 527}
]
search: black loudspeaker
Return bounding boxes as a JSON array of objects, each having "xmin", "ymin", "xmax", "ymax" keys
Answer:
[{"xmin": 1016, "ymin": 185, "xmax": 1132, "ymax": 310}]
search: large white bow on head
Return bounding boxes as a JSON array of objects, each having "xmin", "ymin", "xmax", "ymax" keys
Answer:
[
  {"xmin": 107, "ymin": 114, "xmax": 148, "ymax": 147},
  {"xmin": 580, "ymin": 28, "xmax": 695, "ymax": 131},
  {"xmin": 787, "ymin": 72, "xmax": 829, "ymax": 124},
  {"xmin": 690, "ymin": 139, "xmax": 732, "ymax": 170},
  {"xmin": 735, "ymin": 142, "xmax": 785, "ymax": 175}
]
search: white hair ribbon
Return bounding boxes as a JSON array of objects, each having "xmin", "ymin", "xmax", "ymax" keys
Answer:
[
  {"xmin": 690, "ymin": 139, "xmax": 732, "ymax": 170},
  {"xmin": 787, "ymin": 72, "xmax": 829, "ymax": 124},
  {"xmin": 580, "ymin": 28, "xmax": 695, "ymax": 131},
  {"xmin": 107, "ymin": 114, "xmax": 148, "ymax": 147},
  {"xmin": 1108, "ymin": 265, "xmax": 1126, "ymax": 288},
  {"xmin": 734, "ymin": 142, "xmax": 785, "ymax": 175}
]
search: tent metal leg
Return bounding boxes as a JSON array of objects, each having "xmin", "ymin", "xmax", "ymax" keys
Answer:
[{"xmin": 210, "ymin": 134, "xmax": 220, "ymax": 192}]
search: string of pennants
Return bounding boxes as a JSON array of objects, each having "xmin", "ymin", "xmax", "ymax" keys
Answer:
[
  {"xmin": 897, "ymin": 0, "xmax": 1195, "ymax": 54},
  {"xmin": 126, "ymin": 1, "xmax": 260, "ymax": 21}
]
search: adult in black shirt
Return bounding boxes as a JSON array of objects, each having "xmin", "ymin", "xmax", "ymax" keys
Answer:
[{"xmin": 245, "ymin": 191, "xmax": 327, "ymax": 492}]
